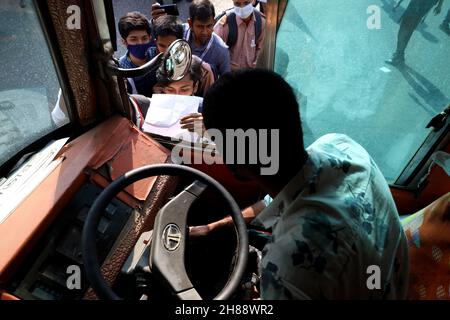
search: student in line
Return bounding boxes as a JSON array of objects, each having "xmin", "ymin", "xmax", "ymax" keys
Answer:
[
  {"xmin": 152, "ymin": 15, "xmax": 184, "ymax": 56},
  {"xmin": 129, "ymin": 55, "xmax": 204, "ymax": 132},
  {"xmin": 185, "ymin": 0, "xmax": 231, "ymax": 78},
  {"xmin": 214, "ymin": 0, "xmax": 266, "ymax": 70},
  {"xmin": 151, "ymin": 15, "xmax": 215, "ymax": 97},
  {"xmin": 118, "ymin": 12, "xmax": 156, "ymax": 97},
  {"xmin": 151, "ymin": 0, "xmax": 231, "ymax": 78}
]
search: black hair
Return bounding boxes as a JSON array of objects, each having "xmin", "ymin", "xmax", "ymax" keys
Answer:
[
  {"xmin": 118, "ymin": 11, "xmax": 152, "ymax": 39},
  {"xmin": 153, "ymin": 15, "xmax": 184, "ymax": 40},
  {"xmin": 188, "ymin": 55, "xmax": 203, "ymax": 85},
  {"xmin": 189, "ymin": 0, "xmax": 216, "ymax": 23},
  {"xmin": 202, "ymin": 69, "xmax": 305, "ymax": 173}
]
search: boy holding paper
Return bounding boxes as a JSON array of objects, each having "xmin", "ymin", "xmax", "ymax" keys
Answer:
[{"xmin": 128, "ymin": 56, "xmax": 204, "ymax": 133}]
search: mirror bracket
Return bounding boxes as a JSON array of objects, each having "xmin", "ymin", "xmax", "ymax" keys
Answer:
[
  {"xmin": 105, "ymin": 39, "xmax": 192, "ymax": 82},
  {"xmin": 105, "ymin": 53, "xmax": 164, "ymax": 78}
]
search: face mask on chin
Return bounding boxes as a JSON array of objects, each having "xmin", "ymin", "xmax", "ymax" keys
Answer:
[
  {"xmin": 128, "ymin": 42, "xmax": 152, "ymax": 60},
  {"xmin": 234, "ymin": 3, "xmax": 254, "ymax": 20}
]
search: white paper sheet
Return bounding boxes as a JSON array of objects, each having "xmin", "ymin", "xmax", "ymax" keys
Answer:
[
  {"xmin": 142, "ymin": 94, "xmax": 203, "ymax": 142},
  {"xmin": 0, "ymin": 137, "xmax": 69, "ymax": 224}
]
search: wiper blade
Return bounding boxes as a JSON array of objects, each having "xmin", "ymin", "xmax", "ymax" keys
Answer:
[{"xmin": 7, "ymin": 152, "xmax": 36, "ymax": 176}]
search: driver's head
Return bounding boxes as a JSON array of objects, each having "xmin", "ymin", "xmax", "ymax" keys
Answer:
[
  {"xmin": 202, "ymin": 69, "xmax": 306, "ymax": 183},
  {"xmin": 188, "ymin": 0, "xmax": 216, "ymax": 45},
  {"xmin": 153, "ymin": 15, "xmax": 184, "ymax": 54}
]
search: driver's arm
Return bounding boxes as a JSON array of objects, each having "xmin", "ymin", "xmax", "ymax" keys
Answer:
[{"xmin": 189, "ymin": 200, "xmax": 267, "ymax": 237}]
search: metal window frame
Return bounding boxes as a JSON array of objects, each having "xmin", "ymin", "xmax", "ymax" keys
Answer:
[
  {"xmin": 256, "ymin": 0, "xmax": 285, "ymax": 70},
  {"xmin": 90, "ymin": 0, "xmax": 131, "ymax": 120}
]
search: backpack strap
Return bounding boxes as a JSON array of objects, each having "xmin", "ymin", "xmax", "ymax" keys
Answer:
[
  {"xmin": 226, "ymin": 10, "xmax": 238, "ymax": 49},
  {"xmin": 254, "ymin": 9, "xmax": 262, "ymax": 42},
  {"xmin": 216, "ymin": 8, "xmax": 262, "ymax": 49},
  {"xmin": 214, "ymin": 10, "xmax": 227, "ymax": 24}
]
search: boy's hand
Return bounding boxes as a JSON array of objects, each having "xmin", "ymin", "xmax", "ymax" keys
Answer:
[
  {"xmin": 180, "ymin": 113, "xmax": 204, "ymax": 133},
  {"xmin": 189, "ymin": 225, "xmax": 212, "ymax": 238},
  {"xmin": 151, "ymin": 3, "xmax": 167, "ymax": 21}
]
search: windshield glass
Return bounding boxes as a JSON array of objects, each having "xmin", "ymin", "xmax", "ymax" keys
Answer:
[
  {"xmin": 0, "ymin": 1, "xmax": 68, "ymax": 168},
  {"xmin": 274, "ymin": 0, "xmax": 450, "ymax": 182}
]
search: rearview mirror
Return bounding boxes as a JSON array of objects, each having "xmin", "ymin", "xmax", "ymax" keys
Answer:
[{"xmin": 159, "ymin": 39, "xmax": 192, "ymax": 82}]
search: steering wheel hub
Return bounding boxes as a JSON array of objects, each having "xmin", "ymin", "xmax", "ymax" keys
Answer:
[{"xmin": 163, "ymin": 224, "xmax": 182, "ymax": 251}]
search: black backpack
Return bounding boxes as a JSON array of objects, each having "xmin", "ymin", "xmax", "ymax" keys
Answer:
[{"xmin": 215, "ymin": 8, "xmax": 263, "ymax": 49}]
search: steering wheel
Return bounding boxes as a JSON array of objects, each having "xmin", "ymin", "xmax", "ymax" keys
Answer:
[{"xmin": 81, "ymin": 164, "xmax": 248, "ymax": 300}]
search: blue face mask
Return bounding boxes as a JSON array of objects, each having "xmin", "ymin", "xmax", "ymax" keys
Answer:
[{"xmin": 128, "ymin": 42, "xmax": 152, "ymax": 60}]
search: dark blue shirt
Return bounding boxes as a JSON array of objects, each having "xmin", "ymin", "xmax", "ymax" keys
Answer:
[
  {"xmin": 184, "ymin": 25, "xmax": 231, "ymax": 78},
  {"xmin": 119, "ymin": 48, "xmax": 158, "ymax": 97}
]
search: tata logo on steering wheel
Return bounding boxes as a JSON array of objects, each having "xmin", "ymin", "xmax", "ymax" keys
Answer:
[{"xmin": 162, "ymin": 224, "xmax": 182, "ymax": 251}]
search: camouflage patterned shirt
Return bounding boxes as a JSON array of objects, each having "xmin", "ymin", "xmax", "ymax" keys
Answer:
[{"xmin": 252, "ymin": 134, "xmax": 409, "ymax": 299}]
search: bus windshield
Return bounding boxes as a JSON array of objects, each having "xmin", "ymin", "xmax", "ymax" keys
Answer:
[{"xmin": 274, "ymin": 0, "xmax": 450, "ymax": 182}]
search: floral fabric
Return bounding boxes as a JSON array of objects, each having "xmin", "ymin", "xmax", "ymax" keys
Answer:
[{"xmin": 253, "ymin": 134, "xmax": 409, "ymax": 299}]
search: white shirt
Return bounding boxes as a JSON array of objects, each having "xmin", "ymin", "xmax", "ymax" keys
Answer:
[{"xmin": 253, "ymin": 134, "xmax": 409, "ymax": 299}]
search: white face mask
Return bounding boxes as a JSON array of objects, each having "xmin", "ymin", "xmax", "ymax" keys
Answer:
[{"xmin": 234, "ymin": 3, "xmax": 254, "ymax": 19}]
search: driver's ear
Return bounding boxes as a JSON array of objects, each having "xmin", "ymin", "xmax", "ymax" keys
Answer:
[
  {"xmin": 188, "ymin": 18, "xmax": 193, "ymax": 29},
  {"xmin": 122, "ymin": 38, "xmax": 128, "ymax": 47}
]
